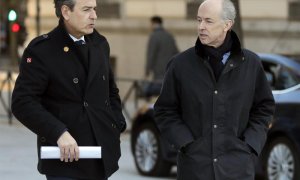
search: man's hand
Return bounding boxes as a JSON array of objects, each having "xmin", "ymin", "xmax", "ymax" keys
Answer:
[{"xmin": 57, "ymin": 131, "xmax": 79, "ymax": 162}]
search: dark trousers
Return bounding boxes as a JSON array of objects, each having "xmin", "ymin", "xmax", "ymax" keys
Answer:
[{"xmin": 46, "ymin": 175, "xmax": 107, "ymax": 180}]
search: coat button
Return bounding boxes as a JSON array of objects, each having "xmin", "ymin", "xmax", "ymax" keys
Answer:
[
  {"xmin": 213, "ymin": 124, "xmax": 218, "ymax": 129},
  {"xmin": 73, "ymin": 78, "xmax": 79, "ymax": 84},
  {"xmin": 214, "ymin": 90, "xmax": 218, "ymax": 95},
  {"xmin": 64, "ymin": 46, "xmax": 69, "ymax": 52},
  {"xmin": 105, "ymin": 100, "xmax": 109, "ymax": 106},
  {"xmin": 213, "ymin": 158, "xmax": 218, "ymax": 163},
  {"xmin": 83, "ymin": 101, "xmax": 88, "ymax": 107},
  {"xmin": 40, "ymin": 137, "xmax": 46, "ymax": 142},
  {"xmin": 102, "ymin": 75, "xmax": 106, "ymax": 81},
  {"xmin": 230, "ymin": 63, "xmax": 234, "ymax": 67}
]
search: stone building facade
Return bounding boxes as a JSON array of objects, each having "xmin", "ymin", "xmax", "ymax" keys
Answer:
[{"xmin": 24, "ymin": 0, "xmax": 300, "ymax": 96}]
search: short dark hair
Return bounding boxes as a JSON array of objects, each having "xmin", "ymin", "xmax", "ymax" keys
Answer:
[
  {"xmin": 151, "ymin": 16, "xmax": 163, "ymax": 25},
  {"xmin": 53, "ymin": 0, "xmax": 76, "ymax": 18}
]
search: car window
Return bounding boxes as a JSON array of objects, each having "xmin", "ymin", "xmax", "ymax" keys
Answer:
[
  {"xmin": 262, "ymin": 61, "xmax": 277, "ymax": 89},
  {"xmin": 274, "ymin": 66, "xmax": 300, "ymax": 90},
  {"xmin": 262, "ymin": 61, "xmax": 300, "ymax": 90}
]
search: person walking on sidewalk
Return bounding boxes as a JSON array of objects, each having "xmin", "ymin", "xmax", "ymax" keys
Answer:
[
  {"xmin": 154, "ymin": 0, "xmax": 275, "ymax": 179},
  {"xmin": 145, "ymin": 16, "xmax": 179, "ymax": 81},
  {"xmin": 144, "ymin": 16, "xmax": 179, "ymax": 98},
  {"xmin": 11, "ymin": 0, "xmax": 126, "ymax": 179}
]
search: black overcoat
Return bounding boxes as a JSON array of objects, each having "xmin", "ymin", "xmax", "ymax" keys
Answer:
[
  {"xmin": 154, "ymin": 31, "xmax": 275, "ymax": 180},
  {"xmin": 12, "ymin": 22, "xmax": 126, "ymax": 179}
]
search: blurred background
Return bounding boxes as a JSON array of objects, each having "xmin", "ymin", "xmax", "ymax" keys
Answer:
[
  {"xmin": 1, "ymin": 0, "xmax": 300, "ymax": 76},
  {"xmin": 1, "ymin": 0, "xmax": 300, "ymax": 179}
]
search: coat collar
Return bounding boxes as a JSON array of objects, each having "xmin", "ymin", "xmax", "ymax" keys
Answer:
[
  {"xmin": 54, "ymin": 19, "xmax": 106, "ymax": 47},
  {"xmin": 195, "ymin": 30, "xmax": 243, "ymax": 60},
  {"xmin": 153, "ymin": 26, "xmax": 164, "ymax": 32},
  {"xmin": 195, "ymin": 31, "xmax": 246, "ymax": 79}
]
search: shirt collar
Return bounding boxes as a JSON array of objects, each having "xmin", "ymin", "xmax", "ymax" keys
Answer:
[
  {"xmin": 222, "ymin": 52, "xmax": 231, "ymax": 64},
  {"xmin": 69, "ymin": 34, "xmax": 85, "ymax": 42}
]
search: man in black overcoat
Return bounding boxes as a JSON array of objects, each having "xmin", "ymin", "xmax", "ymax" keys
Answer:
[
  {"xmin": 154, "ymin": 0, "xmax": 275, "ymax": 179},
  {"xmin": 11, "ymin": 0, "xmax": 126, "ymax": 179}
]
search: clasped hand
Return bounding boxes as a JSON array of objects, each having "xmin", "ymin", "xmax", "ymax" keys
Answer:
[{"xmin": 57, "ymin": 131, "xmax": 79, "ymax": 162}]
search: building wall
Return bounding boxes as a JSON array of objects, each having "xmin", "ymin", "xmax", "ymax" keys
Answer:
[
  {"xmin": 124, "ymin": 0, "xmax": 186, "ymax": 18},
  {"xmin": 25, "ymin": 0, "xmax": 300, "ymax": 97}
]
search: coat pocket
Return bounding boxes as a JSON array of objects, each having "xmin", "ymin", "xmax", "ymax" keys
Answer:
[
  {"xmin": 183, "ymin": 137, "xmax": 205, "ymax": 155},
  {"xmin": 177, "ymin": 137, "xmax": 212, "ymax": 180},
  {"xmin": 97, "ymin": 107, "xmax": 121, "ymax": 139},
  {"xmin": 216, "ymin": 137, "xmax": 255, "ymax": 179}
]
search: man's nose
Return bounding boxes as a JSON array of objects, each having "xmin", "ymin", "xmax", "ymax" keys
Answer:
[
  {"xmin": 198, "ymin": 22, "xmax": 205, "ymax": 30},
  {"xmin": 90, "ymin": 10, "xmax": 97, "ymax": 20}
]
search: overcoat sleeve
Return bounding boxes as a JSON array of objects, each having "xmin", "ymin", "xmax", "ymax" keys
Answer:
[
  {"xmin": 243, "ymin": 58, "xmax": 275, "ymax": 155},
  {"xmin": 154, "ymin": 59, "xmax": 194, "ymax": 150},
  {"xmin": 11, "ymin": 47, "xmax": 67, "ymax": 144}
]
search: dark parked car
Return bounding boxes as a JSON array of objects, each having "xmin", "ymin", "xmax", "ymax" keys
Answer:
[{"xmin": 130, "ymin": 54, "xmax": 300, "ymax": 179}]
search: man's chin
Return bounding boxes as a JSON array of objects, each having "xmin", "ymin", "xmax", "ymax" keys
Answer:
[
  {"xmin": 84, "ymin": 29, "xmax": 94, "ymax": 35},
  {"xmin": 199, "ymin": 38, "xmax": 208, "ymax": 45}
]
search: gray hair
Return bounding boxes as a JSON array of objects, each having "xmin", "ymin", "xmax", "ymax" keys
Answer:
[
  {"xmin": 53, "ymin": 0, "xmax": 76, "ymax": 18},
  {"xmin": 221, "ymin": 0, "xmax": 236, "ymax": 22}
]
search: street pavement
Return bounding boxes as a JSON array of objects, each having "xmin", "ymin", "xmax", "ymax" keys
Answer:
[{"xmin": 0, "ymin": 119, "xmax": 175, "ymax": 180}]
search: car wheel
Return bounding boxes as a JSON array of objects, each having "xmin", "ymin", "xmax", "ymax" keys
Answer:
[
  {"xmin": 264, "ymin": 137, "xmax": 300, "ymax": 180},
  {"xmin": 132, "ymin": 122, "xmax": 172, "ymax": 176}
]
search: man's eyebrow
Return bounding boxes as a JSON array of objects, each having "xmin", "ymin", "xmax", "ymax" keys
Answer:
[
  {"xmin": 197, "ymin": 16, "xmax": 213, "ymax": 20},
  {"xmin": 82, "ymin": 6, "xmax": 97, "ymax": 9}
]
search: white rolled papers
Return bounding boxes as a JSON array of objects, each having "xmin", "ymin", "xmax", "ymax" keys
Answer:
[{"xmin": 41, "ymin": 146, "xmax": 101, "ymax": 159}]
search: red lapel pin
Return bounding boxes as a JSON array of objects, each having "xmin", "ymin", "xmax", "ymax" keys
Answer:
[{"xmin": 26, "ymin": 58, "xmax": 32, "ymax": 63}]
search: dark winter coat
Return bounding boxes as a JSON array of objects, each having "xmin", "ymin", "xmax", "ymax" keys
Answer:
[
  {"xmin": 11, "ymin": 21, "xmax": 126, "ymax": 179},
  {"xmin": 154, "ymin": 31, "xmax": 275, "ymax": 180}
]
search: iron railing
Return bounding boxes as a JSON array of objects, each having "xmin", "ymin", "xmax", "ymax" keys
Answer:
[{"xmin": 0, "ymin": 70, "xmax": 15, "ymax": 124}]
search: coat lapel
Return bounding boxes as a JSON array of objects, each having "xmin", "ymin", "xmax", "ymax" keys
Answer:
[
  {"xmin": 56, "ymin": 24, "xmax": 87, "ymax": 97},
  {"xmin": 85, "ymin": 36, "xmax": 107, "ymax": 91},
  {"xmin": 67, "ymin": 44, "xmax": 87, "ymax": 96}
]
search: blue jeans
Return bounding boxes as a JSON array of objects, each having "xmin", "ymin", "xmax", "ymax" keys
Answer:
[{"xmin": 46, "ymin": 175, "xmax": 107, "ymax": 180}]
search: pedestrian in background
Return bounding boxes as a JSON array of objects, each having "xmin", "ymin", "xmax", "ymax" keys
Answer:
[
  {"xmin": 154, "ymin": 0, "xmax": 275, "ymax": 179},
  {"xmin": 145, "ymin": 16, "xmax": 179, "ymax": 81},
  {"xmin": 11, "ymin": 0, "xmax": 126, "ymax": 179},
  {"xmin": 144, "ymin": 16, "xmax": 178, "ymax": 98}
]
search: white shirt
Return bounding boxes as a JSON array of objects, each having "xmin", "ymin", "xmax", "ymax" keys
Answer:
[{"xmin": 69, "ymin": 34, "xmax": 85, "ymax": 43}]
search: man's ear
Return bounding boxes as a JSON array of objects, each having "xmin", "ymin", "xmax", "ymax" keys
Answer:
[
  {"xmin": 61, "ymin": 5, "xmax": 70, "ymax": 20},
  {"xmin": 224, "ymin": 20, "xmax": 234, "ymax": 31}
]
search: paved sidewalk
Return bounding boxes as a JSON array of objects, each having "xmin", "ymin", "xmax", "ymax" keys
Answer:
[{"xmin": 0, "ymin": 120, "xmax": 42, "ymax": 180}]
